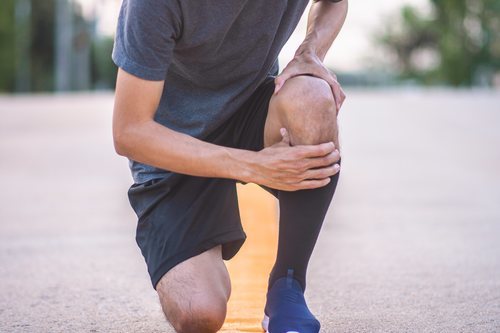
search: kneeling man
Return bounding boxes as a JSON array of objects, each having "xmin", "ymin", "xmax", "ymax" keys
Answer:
[{"xmin": 112, "ymin": 0, "xmax": 348, "ymax": 332}]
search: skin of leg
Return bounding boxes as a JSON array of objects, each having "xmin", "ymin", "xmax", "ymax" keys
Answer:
[
  {"xmin": 156, "ymin": 245, "xmax": 231, "ymax": 333},
  {"xmin": 264, "ymin": 75, "xmax": 339, "ymax": 149}
]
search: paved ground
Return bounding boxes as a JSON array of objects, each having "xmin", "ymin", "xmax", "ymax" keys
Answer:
[{"xmin": 0, "ymin": 89, "xmax": 499, "ymax": 332}]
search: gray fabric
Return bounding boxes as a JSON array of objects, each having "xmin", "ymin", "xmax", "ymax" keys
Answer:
[{"xmin": 112, "ymin": 0, "xmax": 311, "ymax": 183}]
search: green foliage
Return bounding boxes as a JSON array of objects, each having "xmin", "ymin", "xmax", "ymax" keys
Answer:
[
  {"xmin": 91, "ymin": 36, "xmax": 117, "ymax": 90},
  {"xmin": 378, "ymin": 0, "xmax": 500, "ymax": 86},
  {"xmin": 31, "ymin": 0, "xmax": 56, "ymax": 92},
  {"xmin": 0, "ymin": 0, "xmax": 117, "ymax": 92},
  {"xmin": 0, "ymin": 0, "xmax": 54, "ymax": 92},
  {"xmin": 0, "ymin": 0, "xmax": 16, "ymax": 92}
]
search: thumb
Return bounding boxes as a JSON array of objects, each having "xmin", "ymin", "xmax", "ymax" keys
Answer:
[
  {"xmin": 280, "ymin": 128, "xmax": 291, "ymax": 146},
  {"xmin": 274, "ymin": 74, "xmax": 288, "ymax": 94}
]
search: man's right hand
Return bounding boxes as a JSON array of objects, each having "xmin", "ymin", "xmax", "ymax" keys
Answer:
[{"xmin": 242, "ymin": 128, "xmax": 341, "ymax": 191}]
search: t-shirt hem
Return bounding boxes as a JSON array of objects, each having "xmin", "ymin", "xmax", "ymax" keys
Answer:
[{"xmin": 112, "ymin": 46, "xmax": 167, "ymax": 81}]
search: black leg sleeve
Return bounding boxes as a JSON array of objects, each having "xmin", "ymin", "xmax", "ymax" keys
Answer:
[{"xmin": 268, "ymin": 161, "xmax": 341, "ymax": 292}]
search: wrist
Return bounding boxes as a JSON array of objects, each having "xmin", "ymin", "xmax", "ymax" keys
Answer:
[
  {"xmin": 295, "ymin": 41, "xmax": 326, "ymax": 63},
  {"xmin": 224, "ymin": 148, "xmax": 257, "ymax": 183}
]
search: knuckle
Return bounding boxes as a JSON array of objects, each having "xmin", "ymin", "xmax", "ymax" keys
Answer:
[
  {"xmin": 309, "ymin": 181, "xmax": 320, "ymax": 189},
  {"xmin": 320, "ymin": 168, "xmax": 332, "ymax": 178},
  {"xmin": 303, "ymin": 159, "xmax": 313, "ymax": 170},
  {"xmin": 298, "ymin": 160, "xmax": 309, "ymax": 172},
  {"xmin": 319, "ymin": 169, "xmax": 331, "ymax": 179},
  {"xmin": 322, "ymin": 156, "xmax": 331, "ymax": 165},
  {"xmin": 293, "ymin": 148, "xmax": 305, "ymax": 159},
  {"xmin": 297, "ymin": 171, "xmax": 307, "ymax": 180},
  {"xmin": 292, "ymin": 162, "xmax": 304, "ymax": 174},
  {"xmin": 319, "ymin": 145, "xmax": 330, "ymax": 155},
  {"xmin": 328, "ymin": 153, "xmax": 338, "ymax": 164},
  {"xmin": 309, "ymin": 146, "xmax": 319, "ymax": 155},
  {"xmin": 332, "ymin": 151, "xmax": 340, "ymax": 162},
  {"xmin": 325, "ymin": 154, "xmax": 335, "ymax": 165}
]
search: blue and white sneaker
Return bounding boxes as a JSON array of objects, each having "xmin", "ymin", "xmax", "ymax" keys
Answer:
[{"xmin": 262, "ymin": 269, "xmax": 320, "ymax": 333}]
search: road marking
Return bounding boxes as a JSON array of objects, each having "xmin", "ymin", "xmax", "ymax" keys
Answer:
[{"xmin": 221, "ymin": 184, "xmax": 278, "ymax": 332}]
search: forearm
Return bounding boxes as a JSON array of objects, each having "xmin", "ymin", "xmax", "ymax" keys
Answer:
[
  {"xmin": 298, "ymin": 0, "xmax": 348, "ymax": 61},
  {"xmin": 113, "ymin": 68, "xmax": 254, "ymax": 182},
  {"xmin": 114, "ymin": 120, "xmax": 253, "ymax": 181}
]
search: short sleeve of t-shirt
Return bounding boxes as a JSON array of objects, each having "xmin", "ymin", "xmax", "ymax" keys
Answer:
[{"xmin": 111, "ymin": 0, "xmax": 182, "ymax": 81}]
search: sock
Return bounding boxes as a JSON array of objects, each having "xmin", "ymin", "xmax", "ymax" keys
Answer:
[{"xmin": 268, "ymin": 160, "xmax": 341, "ymax": 292}]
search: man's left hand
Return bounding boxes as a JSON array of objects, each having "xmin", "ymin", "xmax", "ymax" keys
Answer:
[{"xmin": 274, "ymin": 51, "xmax": 346, "ymax": 113}]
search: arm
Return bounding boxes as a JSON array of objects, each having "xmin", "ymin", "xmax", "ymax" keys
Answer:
[
  {"xmin": 275, "ymin": 0, "xmax": 348, "ymax": 110},
  {"xmin": 113, "ymin": 68, "xmax": 241, "ymax": 180},
  {"xmin": 113, "ymin": 69, "xmax": 339, "ymax": 191},
  {"xmin": 302, "ymin": 0, "xmax": 349, "ymax": 61}
]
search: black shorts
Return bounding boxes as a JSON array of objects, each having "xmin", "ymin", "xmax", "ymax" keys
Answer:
[{"xmin": 127, "ymin": 76, "xmax": 277, "ymax": 289}]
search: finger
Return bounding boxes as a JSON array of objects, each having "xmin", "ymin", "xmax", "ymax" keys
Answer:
[
  {"xmin": 293, "ymin": 177, "xmax": 332, "ymax": 190},
  {"xmin": 306, "ymin": 150, "xmax": 341, "ymax": 169},
  {"xmin": 274, "ymin": 73, "xmax": 293, "ymax": 94},
  {"xmin": 302, "ymin": 164, "xmax": 340, "ymax": 180},
  {"xmin": 339, "ymin": 86, "xmax": 347, "ymax": 109},
  {"xmin": 274, "ymin": 65, "xmax": 298, "ymax": 94},
  {"xmin": 331, "ymin": 82, "xmax": 343, "ymax": 111},
  {"xmin": 296, "ymin": 142, "xmax": 335, "ymax": 158},
  {"xmin": 320, "ymin": 68, "xmax": 341, "ymax": 110},
  {"xmin": 321, "ymin": 68, "xmax": 338, "ymax": 89},
  {"xmin": 274, "ymin": 76, "xmax": 284, "ymax": 94}
]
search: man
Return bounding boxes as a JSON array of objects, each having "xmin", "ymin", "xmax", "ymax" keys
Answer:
[{"xmin": 112, "ymin": 0, "xmax": 347, "ymax": 332}]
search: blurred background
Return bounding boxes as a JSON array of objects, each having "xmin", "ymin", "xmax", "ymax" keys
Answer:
[
  {"xmin": 1, "ymin": 0, "xmax": 499, "ymax": 92},
  {"xmin": 1, "ymin": 0, "xmax": 499, "ymax": 332},
  {"xmin": 0, "ymin": 0, "xmax": 118, "ymax": 93}
]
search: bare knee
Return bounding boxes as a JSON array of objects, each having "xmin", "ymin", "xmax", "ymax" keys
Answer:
[
  {"xmin": 159, "ymin": 287, "xmax": 227, "ymax": 333},
  {"xmin": 170, "ymin": 299, "xmax": 227, "ymax": 333},
  {"xmin": 156, "ymin": 246, "xmax": 230, "ymax": 333},
  {"xmin": 272, "ymin": 75, "xmax": 338, "ymax": 147}
]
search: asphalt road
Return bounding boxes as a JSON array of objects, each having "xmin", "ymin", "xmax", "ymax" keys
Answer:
[{"xmin": 0, "ymin": 89, "xmax": 499, "ymax": 332}]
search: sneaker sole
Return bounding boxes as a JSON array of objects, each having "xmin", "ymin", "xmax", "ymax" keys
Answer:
[
  {"xmin": 261, "ymin": 314, "xmax": 300, "ymax": 333},
  {"xmin": 262, "ymin": 314, "xmax": 269, "ymax": 332}
]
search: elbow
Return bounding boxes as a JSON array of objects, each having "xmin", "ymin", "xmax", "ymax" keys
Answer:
[
  {"xmin": 113, "ymin": 134, "xmax": 127, "ymax": 157},
  {"xmin": 113, "ymin": 126, "xmax": 132, "ymax": 157},
  {"xmin": 113, "ymin": 117, "xmax": 152, "ymax": 157}
]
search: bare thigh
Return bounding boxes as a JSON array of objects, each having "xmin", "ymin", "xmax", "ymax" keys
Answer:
[{"xmin": 156, "ymin": 245, "xmax": 231, "ymax": 332}]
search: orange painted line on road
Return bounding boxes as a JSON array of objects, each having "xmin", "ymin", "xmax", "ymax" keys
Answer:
[{"xmin": 220, "ymin": 184, "xmax": 278, "ymax": 332}]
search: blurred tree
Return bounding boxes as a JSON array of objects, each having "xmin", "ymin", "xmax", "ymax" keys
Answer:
[
  {"xmin": 0, "ymin": 0, "xmax": 117, "ymax": 93},
  {"xmin": 378, "ymin": 0, "xmax": 500, "ymax": 86},
  {"xmin": 0, "ymin": 0, "xmax": 56, "ymax": 92},
  {"xmin": 91, "ymin": 36, "xmax": 117, "ymax": 90},
  {"xmin": 31, "ymin": 0, "xmax": 56, "ymax": 92},
  {"xmin": 0, "ymin": 0, "xmax": 16, "ymax": 92}
]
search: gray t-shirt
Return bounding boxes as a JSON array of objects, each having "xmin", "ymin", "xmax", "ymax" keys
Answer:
[{"xmin": 112, "ymin": 0, "xmax": 311, "ymax": 184}]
